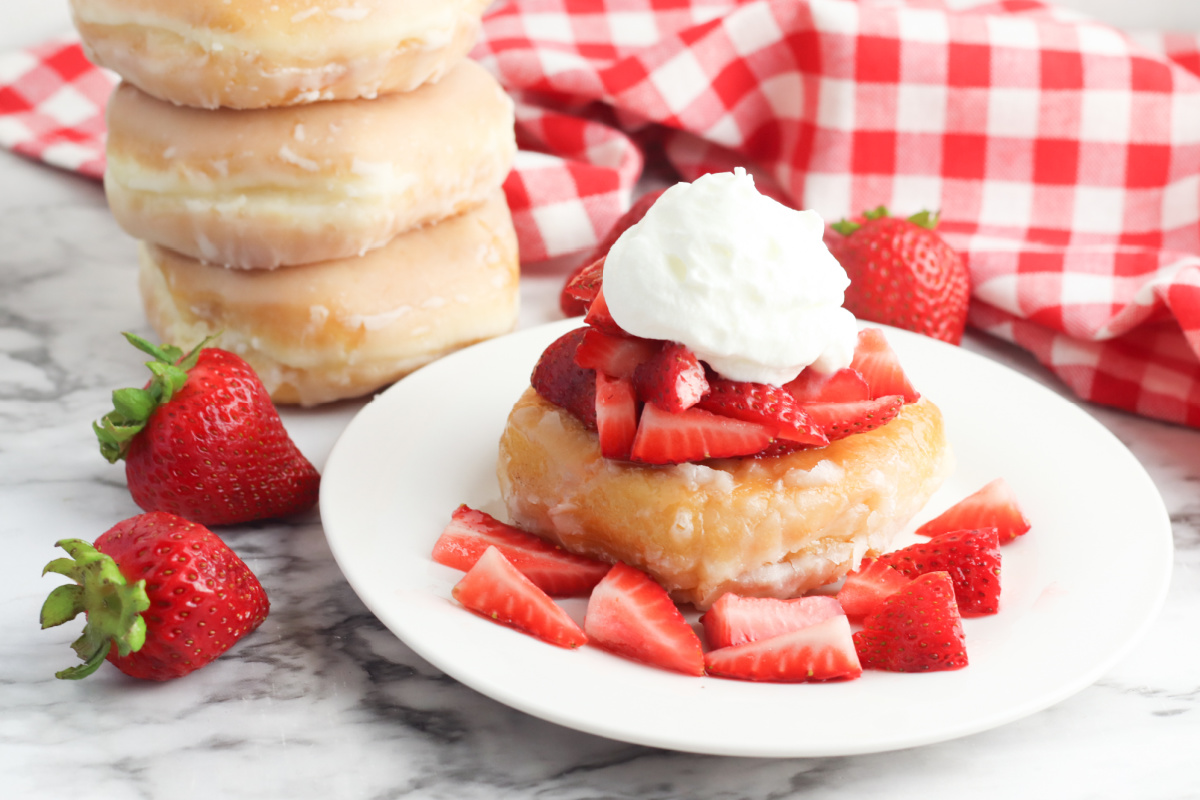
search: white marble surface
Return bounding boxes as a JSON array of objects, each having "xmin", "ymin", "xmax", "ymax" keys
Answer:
[{"xmin": 3, "ymin": 3, "xmax": 1199, "ymax": 798}]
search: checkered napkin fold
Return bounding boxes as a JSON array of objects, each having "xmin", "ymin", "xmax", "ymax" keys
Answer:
[{"xmin": 3, "ymin": 0, "xmax": 1200, "ymax": 428}]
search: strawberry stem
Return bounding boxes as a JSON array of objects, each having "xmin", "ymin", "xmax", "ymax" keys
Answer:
[
  {"xmin": 41, "ymin": 539, "xmax": 150, "ymax": 680},
  {"xmin": 94, "ymin": 333, "xmax": 212, "ymax": 463},
  {"xmin": 907, "ymin": 210, "xmax": 941, "ymax": 229}
]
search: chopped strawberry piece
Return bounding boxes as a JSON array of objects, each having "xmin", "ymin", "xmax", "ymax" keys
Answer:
[
  {"xmin": 850, "ymin": 328, "xmax": 920, "ymax": 402},
  {"xmin": 632, "ymin": 342, "xmax": 709, "ymax": 413},
  {"xmin": 799, "ymin": 395, "xmax": 904, "ymax": 441},
  {"xmin": 853, "ymin": 572, "xmax": 968, "ymax": 672},
  {"xmin": 574, "ymin": 328, "xmax": 662, "ymax": 379},
  {"xmin": 531, "ymin": 328, "xmax": 598, "ymax": 429},
  {"xmin": 783, "ymin": 367, "xmax": 871, "ymax": 403},
  {"xmin": 584, "ymin": 562, "xmax": 704, "ymax": 676},
  {"xmin": 751, "ymin": 439, "xmax": 810, "ymax": 459},
  {"xmin": 452, "ymin": 547, "xmax": 588, "ymax": 649},
  {"xmin": 916, "ymin": 478, "xmax": 1031, "ymax": 544},
  {"xmin": 836, "ymin": 558, "xmax": 910, "ymax": 620},
  {"xmin": 582, "ymin": 287, "xmax": 628, "ymax": 337},
  {"xmin": 431, "ymin": 505, "xmax": 610, "ymax": 597},
  {"xmin": 698, "ymin": 378, "xmax": 828, "ymax": 445},
  {"xmin": 594, "ymin": 373, "xmax": 639, "ymax": 460},
  {"xmin": 876, "ymin": 528, "xmax": 1001, "ymax": 615},
  {"xmin": 704, "ymin": 615, "xmax": 863, "ymax": 683},
  {"xmin": 629, "ymin": 403, "xmax": 775, "ymax": 464},
  {"xmin": 700, "ymin": 593, "xmax": 845, "ymax": 650},
  {"xmin": 562, "ymin": 256, "xmax": 605, "ymax": 314}
]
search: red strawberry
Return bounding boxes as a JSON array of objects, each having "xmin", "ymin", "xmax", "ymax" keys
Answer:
[
  {"xmin": 562, "ymin": 256, "xmax": 605, "ymax": 315},
  {"xmin": 698, "ymin": 378, "xmax": 828, "ymax": 445},
  {"xmin": 582, "ymin": 288, "xmax": 628, "ymax": 337},
  {"xmin": 700, "ymin": 593, "xmax": 844, "ymax": 650},
  {"xmin": 916, "ymin": 478, "xmax": 1031, "ymax": 544},
  {"xmin": 783, "ymin": 367, "xmax": 871, "ymax": 404},
  {"xmin": 827, "ymin": 208, "xmax": 971, "ymax": 345},
  {"xmin": 94, "ymin": 334, "xmax": 320, "ymax": 526},
  {"xmin": 629, "ymin": 403, "xmax": 775, "ymax": 464},
  {"xmin": 836, "ymin": 558, "xmax": 910, "ymax": 620},
  {"xmin": 531, "ymin": 327, "xmax": 598, "ymax": 429},
  {"xmin": 584, "ymin": 562, "xmax": 704, "ymax": 676},
  {"xmin": 632, "ymin": 342, "xmax": 709, "ymax": 413},
  {"xmin": 594, "ymin": 373, "xmax": 639, "ymax": 460},
  {"xmin": 452, "ymin": 547, "xmax": 587, "ymax": 649},
  {"xmin": 849, "ymin": 328, "xmax": 920, "ymax": 402},
  {"xmin": 703, "ymin": 615, "xmax": 862, "ymax": 683},
  {"xmin": 431, "ymin": 505, "xmax": 610, "ymax": 597},
  {"xmin": 876, "ymin": 529, "xmax": 1001, "ymax": 615},
  {"xmin": 40, "ymin": 512, "xmax": 269, "ymax": 681},
  {"xmin": 799, "ymin": 395, "xmax": 904, "ymax": 441},
  {"xmin": 853, "ymin": 572, "xmax": 968, "ymax": 672},
  {"xmin": 560, "ymin": 189, "xmax": 668, "ymax": 317},
  {"xmin": 574, "ymin": 328, "xmax": 662, "ymax": 379}
]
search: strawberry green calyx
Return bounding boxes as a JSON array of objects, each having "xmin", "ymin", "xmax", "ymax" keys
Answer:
[
  {"xmin": 40, "ymin": 539, "xmax": 151, "ymax": 680},
  {"xmin": 93, "ymin": 333, "xmax": 210, "ymax": 463},
  {"xmin": 829, "ymin": 206, "xmax": 940, "ymax": 236}
]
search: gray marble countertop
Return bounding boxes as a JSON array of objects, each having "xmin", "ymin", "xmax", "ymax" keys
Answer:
[{"xmin": 3, "ymin": 4, "xmax": 1198, "ymax": 798}]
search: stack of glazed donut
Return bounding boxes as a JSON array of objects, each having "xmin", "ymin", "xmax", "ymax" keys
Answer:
[{"xmin": 73, "ymin": 0, "xmax": 519, "ymax": 405}]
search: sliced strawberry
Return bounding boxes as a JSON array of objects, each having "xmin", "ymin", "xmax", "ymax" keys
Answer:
[
  {"xmin": 632, "ymin": 342, "xmax": 709, "ymax": 413},
  {"xmin": 697, "ymin": 378, "xmax": 828, "ymax": 445},
  {"xmin": 452, "ymin": 547, "xmax": 588, "ymax": 649},
  {"xmin": 850, "ymin": 328, "xmax": 920, "ymax": 402},
  {"xmin": 704, "ymin": 615, "xmax": 862, "ymax": 683},
  {"xmin": 916, "ymin": 478, "xmax": 1031, "ymax": 544},
  {"xmin": 799, "ymin": 395, "xmax": 904, "ymax": 441},
  {"xmin": 531, "ymin": 327, "xmax": 598, "ymax": 429},
  {"xmin": 583, "ymin": 288, "xmax": 627, "ymax": 337},
  {"xmin": 836, "ymin": 558, "xmax": 910, "ymax": 620},
  {"xmin": 876, "ymin": 528, "xmax": 1001, "ymax": 615},
  {"xmin": 783, "ymin": 367, "xmax": 871, "ymax": 404},
  {"xmin": 574, "ymin": 328, "xmax": 661, "ymax": 379},
  {"xmin": 431, "ymin": 505, "xmax": 610, "ymax": 597},
  {"xmin": 562, "ymin": 256, "xmax": 605, "ymax": 314},
  {"xmin": 700, "ymin": 593, "xmax": 844, "ymax": 650},
  {"xmin": 853, "ymin": 571, "xmax": 968, "ymax": 672},
  {"xmin": 584, "ymin": 562, "xmax": 704, "ymax": 676},
  {"xmin": 594, "ymin": 373, "xmax": 639, "ymax": 460},
  {"xmin": 629, "ymin": 403, "xmax": 775, "ymax": 464}
]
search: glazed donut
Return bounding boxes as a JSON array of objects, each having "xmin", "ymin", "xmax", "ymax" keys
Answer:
[
  {"xmin": 497, "ymin": 388, "xmax": 951, "ymax": 609},
  {"xmin": 70, "ymin": 0, "xmax": 491, "ymax": 109},
  {"xmin": 138, "ymin": 190, "xmax": 519, "ymax": 406},
  {"xmin": 105, "ymin": 60, "xmax": 515, "ymax": 270}
]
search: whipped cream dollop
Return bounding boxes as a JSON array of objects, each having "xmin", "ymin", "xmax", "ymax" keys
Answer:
[{"xmin": 603, "ymin": 169, "xmax": 858, "ymax": 386}]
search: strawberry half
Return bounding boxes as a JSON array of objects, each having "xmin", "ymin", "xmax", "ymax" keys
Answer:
[
  {"xmin": 574, "ymin": 328, "xmax": 662, "ymax": 379},
  {"xmin": 594, "ymin": 373, "xmax": 639, "ymax": 460},
  {"xmin": 836, "ymin": 558, "xmax": 910, "ymax": 620},
  {"xmin": 584, "ymin": 562, "xmax": 704, "ymax": 676},
  {"xmin": 799, "ymin": 395, "xmax": 904, "ymax": 441},
  {"xmin": 916, "ymin": 478, "xmax": 1031, "ymax": 544},
  {"xmin": 876, "ymin": 529, "xmax": 1001, "ymax": 615},
  {"xmin": 453, "ymin": 547, "xmax": 588, "ymax": 649},
  {"xmin": 853, "ymin": 572, "xmax": 968, "ymax": 672},
  {"xmin": 94, "ymin": 334, "xmax": 320, "ymax": 526},
  {"xmin": 632, "ymin": 341, "xmax": 709, "ymax": 413},
  {"xmin": 783, "ymin": 367, "xmax": 871, "ymax": 404},
  {"xmin": 704, "ymin": 615, "xmax": 862, "ymax": 683},
  {"xmin": 700, "ymin": 593, "xmax": 845, "ymax": 650},
  {"xmin": 41, "ymin": 512, "xmax": 269, "ymax": 681},
  {"xmin": 431, "ymin": 505, "xmax": 610, "ymax": 597},
  {"xmin": 531, "ymin": 327, "xmax": 598, "ymax": 429},
  {"xmin": 629, "ymin": 403, "xmax": 775, "ymax": 464},
  {"xmin": 698, "ymin": 378, "xmax": 828, "ymax": 445},
  {"xmin": 849, "ymin": 328, "xmax": 920, "ymax": 402}
]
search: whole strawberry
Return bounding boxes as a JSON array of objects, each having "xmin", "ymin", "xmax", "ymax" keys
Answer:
[
  {"xmin": 95, "ymin": 334, "xmax": 320, "ymax": 526},
  {"xmin": 41, "ymin": 512, "xmax": 270, "ymax": 681},
  {"xmin": 827, "ymin": 207, "xmax": 970, "ymax": 345}
]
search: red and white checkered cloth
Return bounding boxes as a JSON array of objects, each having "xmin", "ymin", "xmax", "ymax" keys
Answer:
[{"xmin": 3, "ymin": 1, "xmax": 1200, "ymax": 427}]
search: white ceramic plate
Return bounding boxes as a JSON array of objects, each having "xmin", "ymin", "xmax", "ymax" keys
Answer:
[{"xmin": 320, "ymin": 319, "xmax": 1173, "ymax": 757}]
